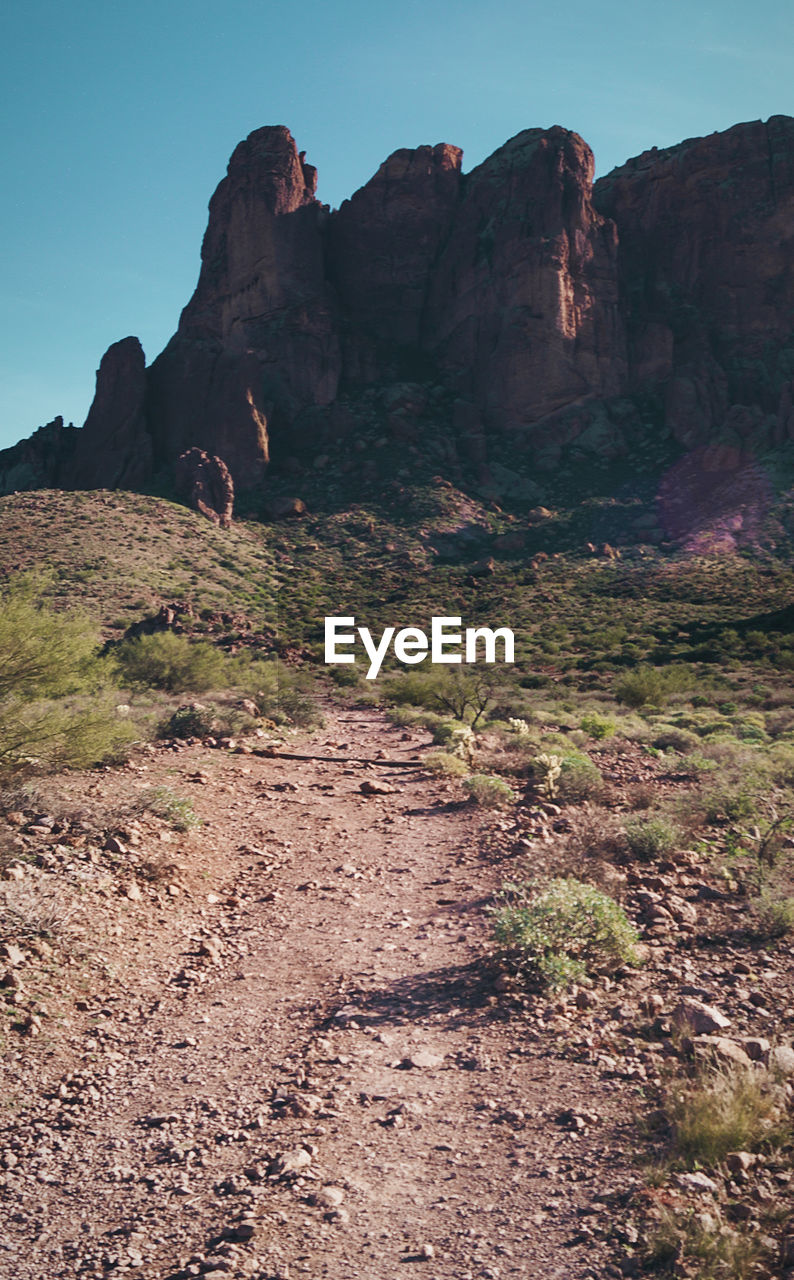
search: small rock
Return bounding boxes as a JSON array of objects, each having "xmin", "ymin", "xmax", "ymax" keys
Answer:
[
  {"xmin": 672, "ymin": 998, "xmax": 731, "ymax": 1035},
  {"xmin": 1, "ymin": 944, "xmax": 25, "ymax": 968},
  {"xmin": 692, "ymin": 1036, "xmax": 752, "ymax": 1071},
  {"xmin": 665, "ymin": 895, "xmax": 698, "ymax": 925},
  {"xmin": 269, "ymin": 1147, "xmax": 312, "ymax": 1179},
  {"xmin": 105, "ymin": 836, "xmax": 127, "ymax": 855},
  {"xmin": 419, "ymin": 1243, "xmax": 435, "ymax": 1259},
  {"xmin": 310, "ymin": 1186, "xmax": 345, "ymax": 1209},
  {"xmin": 360, "ymin": 779, "xmax": 394, "ymax": 796},
  {"xmin": 769, "ymin": 1044, "xmax": 794, "ymax": 1077},
  {"xmin": 674, "ymin": 1171, "xmax": 719, "ymax": 1194},
  {"xmin": 398, "ymin": 1050, "xmax": 444, "ymax": 1070},
  {"xmin": 222, "ymin": 1220, "xmax": 257, "ymax": 1242},
  {"xmin": 726, "ymin": 1152, "xmax": 758, "ymax": 1174},
  {"xmin": 326, "ymin": 1207, "xmax": 350, "ymax": 1225},
  {"xmin": 742, "ymin": 1037, "xmax": 771, "ymax": 1061},
  {"xmin": 0, "ymin": 969, "xmax": 23, "ymax": 992},
  {"xmin": 125, "ymin": 883, "xmax": 143, "ymax": 902}
]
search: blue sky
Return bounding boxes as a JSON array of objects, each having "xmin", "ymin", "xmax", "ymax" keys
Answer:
[{"xmin": 1, "ymin": 0, "xmax": 793, "ymax": 450}]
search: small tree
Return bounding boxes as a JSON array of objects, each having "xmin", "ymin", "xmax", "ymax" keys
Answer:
[{"xmin": 0, "ymin": 575, "xmax": 134, "ymax": 773}]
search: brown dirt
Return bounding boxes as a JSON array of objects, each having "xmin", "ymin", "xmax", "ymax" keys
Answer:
[{"xmin": 0, "ymin": 707, "xmax": 643, "ymax": 1280}]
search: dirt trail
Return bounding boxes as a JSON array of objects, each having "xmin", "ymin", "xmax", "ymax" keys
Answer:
[{"xmin": 1, "ymin": 708, "xmax": 638, "ymax": 1280}]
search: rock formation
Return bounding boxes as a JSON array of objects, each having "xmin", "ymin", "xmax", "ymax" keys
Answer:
[
  {"xmin": 175, "ymin": 448, "xmax": 234, "ymax": 527},
  {"xmin": 423, "ymin": 128, "xmax": 626, "ymax": 430},
  {"xmin": 66, "ymin": 337, "xmax": 151, "ymax": 489},
  {"xmin": 593, "ymin": 115, "xmax": 794, "ymax": 452},
  {"xmin": 145, "ymin": 125, "xmax": 338, "ymax": 488},
  {"xmin": 3, "ymin": 114, "xmax": 794, "ymax": 499}
]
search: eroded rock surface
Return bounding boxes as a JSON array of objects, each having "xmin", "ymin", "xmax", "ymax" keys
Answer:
[
  {"xmin": 5, "ymin": 115, "xmax": 794, "ymax": 499},
  {"xmin": 175, "ymin": 447, "xmax": 234, "ymax": 527}
]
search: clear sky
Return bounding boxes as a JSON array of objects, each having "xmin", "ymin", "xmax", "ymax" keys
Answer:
[{"xmin": 2, "ymin": 0, "xmax": 793, "ymax": 451}]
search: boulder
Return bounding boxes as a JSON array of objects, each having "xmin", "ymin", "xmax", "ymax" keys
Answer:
[
  {"xmin": 175, "ymin": 448, "xmax": 234, "ymax": 527},
  {"xmin": 672, "ymin": 997, "xmax": 731, "ymax": 1035}
]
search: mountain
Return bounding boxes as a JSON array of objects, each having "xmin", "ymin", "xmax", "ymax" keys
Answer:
[{"xmin": 3, "ymin": 115, "xmax": 794, "ymax": 509}]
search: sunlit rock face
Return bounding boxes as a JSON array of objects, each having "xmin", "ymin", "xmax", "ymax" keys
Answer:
[
  {"xmin": 423, "ymin": 127, "xmax": 627, "ymax": 430},
  {"xmin": 4, "ymin": 114, "xmax": 794, "ymax": 496},
  {"xmin": 145, "ymin": 126, "xmax": 340, "ymax": 488}
]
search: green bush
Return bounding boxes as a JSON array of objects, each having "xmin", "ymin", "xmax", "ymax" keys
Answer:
[
  {"xmin": 383, "ymin": 666, "xmax": 498, "ymax": 727},
  {"xmin": 274, "ymin": 684, "xmax": 325, "ymax": 728},
  {"xmin": 702, "ymin": 782, "xmax": 760, "ymax": 824},
  {"xmin": 463, "ymin": 774, "xmax": 516, "ymax": 807},
  {"xmin": 0, "ymin": 575, "xmax": 138, "ymax": 774},
  {"xmin": 623, "ymin": 814, "xmax": 681, "ymax": 861},
  {"xmin": 142, "ymin": 786, "xmax": 202, "ymax": 832},
  {"xmin": 615, "ymin": 664, "xmax": 693, "ymax": 709},
  {"xmin": 755, "ymin": 893, "xmax": 794, "ymax": 940},
  {"xmin": 160, "ymin": 703, "xmax": 216, "ymax": 739},
  {"xmin": 492, "ymin": 877, "xmax": 641, "ymax": 990},
  {"xmin": 556, "ymin": 751, "xmax": 605, "ymax": 803},
  {"xmin": 579, "ymin": 712, "xmax": 615, "ymax": 740},
  {"xmin": 424, "ymin": 750, "xmax": 469, "ymax": 777},
  {"xmin": 115, "ymin": 632, "xmax": 226, "ymax": 693}
]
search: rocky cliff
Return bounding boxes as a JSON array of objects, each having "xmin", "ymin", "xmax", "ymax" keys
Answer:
[{"xmin": 4, "ymin": 115, "xmax": 794, "ymax": 499}]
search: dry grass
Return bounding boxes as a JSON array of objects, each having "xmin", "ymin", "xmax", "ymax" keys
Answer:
[
  {"xmin": 645, "ymin": 1205, "xmax": 766, "ymax": 1279},
  {"xmin": 667, "ymin": 1066, "xmax": 790, "ymax": 1166},
  {"xmin": 0, "ymin": 871, "xmax": 80, "ymax": 943}
]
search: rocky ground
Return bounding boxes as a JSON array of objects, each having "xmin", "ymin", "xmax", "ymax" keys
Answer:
[{"xmin": 1, "ymin": 707, "xmax": 793, "ymax": 1279}]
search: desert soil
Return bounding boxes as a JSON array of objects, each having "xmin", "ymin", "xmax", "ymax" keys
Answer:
[{"xmin": 1, "ymin": 708, "xmax": 649, "ymax": 1280}]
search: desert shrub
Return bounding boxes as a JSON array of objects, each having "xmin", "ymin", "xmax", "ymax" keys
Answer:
[
  {"xmin": 0, "ymin": 574, "xmax": 98, "ymax": 701},
  {"xmin": 273, "ymin": 684, "xmax": 325, "ymax": 728},
  {"xmin": 556, "ymin": 751, "xmax": 605, "ymax": 803},
  {"xmin": 644, "ymin": 1205, "xmax": 765, "ymax": 1278},
  {"xmin": 0, "ymin": 871, "xmax": 79, "ymax": 942},
  {"xmin": 623, "ymin": 814, "xmax": 681, "ymax": 861},
  {"xmin": 115, "ymin": 632, "xmax": 226, "ymax": 693},
  {"xmin": 159, "ymin": 702, "xmax": 216, "ymax": 739},
  {"xmin": 579, "ymin": 712, "xmax": 615, "ymax": 740},
  {"xmin": 492, "ymin": 877, "xmax": 641, "ymax": 990},
  {"xmin": 667, "ymin": 1067, "xmax": 789, "ymax": 1166},
  {"xmin": 432, "ymin": 720, "xmax": 474, "ymax": 759},
  {"xmin": 0, "ymin": 576, "xmax": 137, "ymax": 774},
  {"xmin": 141, "ymin": 786, "xmax": 201, "ymax": 832},
  {"xmin": 463, "ymin": 774, "xmax": 516, "ymax": 807},
  {"xmin": 424, "ymin": 751, "xmax": 469, "ymax": 777},
  {"xmin": 755, "ymin": 891, "xmax": 794, "ymax": 940},
  {"xmin": 766, "ymin": 706, "xmax": 794, "ymax": 739},
  {"xmin": 562, "ymin": 804, "xmax": 627, "ymax": 864},
  {"xmin": 328, "ymin": 664, "xmax": 361, "ymax": 687},
  {"xmin": 615, "ymin": 664, "xmax": 693, "ymax": 709},
  {"xmin": 385, "ymin": 706, "xmax": 444, "ymax": 731},
  {"xmin": 702, "ymin": 782, "xmax": 760, "ymax": 824},
  {"xmin": 651, "ymin": 726, "xmax": 700, "ymax": 752},
  {"xmin": 383, "ymin": 666, "xmax": 499, "ymax": 727}
]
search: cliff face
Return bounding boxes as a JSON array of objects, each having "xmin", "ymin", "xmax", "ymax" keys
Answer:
[
  {"xmin": 145, "ymin": 126, "xmax": 338, "ymax": 487},
  {"xmin": 423, "ymin": 127, "xmax": 626, "ymax": 431},
  {"xmin": 593, "ymin": 115, "xmax": 794, "ymax": 451},
  {"xmin": 5, "ymin": 115, "xmax": 794, "ymax": 496}
]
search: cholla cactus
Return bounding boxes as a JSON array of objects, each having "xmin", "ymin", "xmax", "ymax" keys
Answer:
[
  {"xmin": 534, "ymin": 752, "xmax": 562, "ymax": 800},
  {"xmin": 450, "ymin": 724, "xmax": 475, "ymax": 763},
  {"xmin": 508, "ymin": 717, "xmax": 532, "ymax": 738}
]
